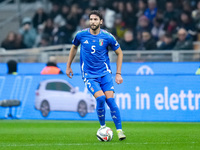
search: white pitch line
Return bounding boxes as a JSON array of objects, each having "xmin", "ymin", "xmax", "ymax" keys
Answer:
[{"xmin": 0, "ymin": 142, "xmax": 198, "ymax": 147}]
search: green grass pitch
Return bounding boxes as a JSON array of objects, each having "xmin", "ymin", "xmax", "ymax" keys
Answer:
[{"xmin": 0, "ymin": 120, "xmax": 200, "ymax": 150}]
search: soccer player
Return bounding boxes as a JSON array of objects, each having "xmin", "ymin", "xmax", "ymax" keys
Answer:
[{"xmin": 66, "ymin": 10, "xmax": 126, "ymax": 141}]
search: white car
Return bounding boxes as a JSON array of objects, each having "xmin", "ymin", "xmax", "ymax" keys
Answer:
[{"xmin": 35, "ymin": 79, "xmax": 95, "ymax": 117}]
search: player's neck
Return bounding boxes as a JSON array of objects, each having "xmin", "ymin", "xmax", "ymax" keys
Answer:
[{"xmin": 90, "ymin": 28, "xmax": 100, "ymax": 35}]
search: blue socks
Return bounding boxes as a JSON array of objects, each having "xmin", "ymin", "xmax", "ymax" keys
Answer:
[
  {"xmin": 96, "ymin": 96, "xmax": 122, "ymax": 130},
  {"xmin": 96, "ymin": 95, "xmax": 106, "ymax": 126},
  {"xmin": 106, "ymin": 98, "xmax": 122, "ymax": 130}
]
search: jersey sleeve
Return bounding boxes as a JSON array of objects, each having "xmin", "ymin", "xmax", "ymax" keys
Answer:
[
  {"xmin": 72, "ymin": 32, "xmax": 81, "ymax": 46},
  {"xmin": 108, "ymin": 33, "xmax": 120, "ymax": 51}
]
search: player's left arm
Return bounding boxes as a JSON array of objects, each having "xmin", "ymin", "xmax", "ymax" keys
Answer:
[{"xmin": 114, "ymin": 47, "xmax": 123, "ymax": 84}]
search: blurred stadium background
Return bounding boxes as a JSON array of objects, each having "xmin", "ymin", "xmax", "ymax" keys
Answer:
[
  {"xmin": 0, "ymin": 0, "xmax": 200, "ymax": 149},
  {"xmin": 0, "ymin": 0, "xmax": 200, "ymax": 62}
]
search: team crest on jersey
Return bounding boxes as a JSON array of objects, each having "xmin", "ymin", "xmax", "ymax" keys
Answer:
[
  {"xmin": 99, "ymin": 39, "xmax": 103, "ymax": 46},
  {"xmin": 91, "ymin": 87, "xmax": 94, "ymax": 92}
]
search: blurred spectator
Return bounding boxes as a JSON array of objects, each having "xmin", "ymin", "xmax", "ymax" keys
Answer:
[
  {"xmin": 1, "ymin": 32, "xmax": 26, "ymax": 50},
  {"xmin": 109, "ymin": 0, "xmax": 119, "ymax": 12},
  {"xmin": 144, "ymin": 0, "xmax": 157, "ymax": 23},
  {"xmin": 64, "ymin": 4, "xmax": 81, "ymax": 39},
  {"xmin": 124, "ymin": 1, "xmax": 137, "ymax": 29},
  {"xmin": 117, "ymin": 1, "xmax": 126, "ymax": 19},
  {"xmin": 173, "ymin": 0, "xmax": 184, "ymax": 10},
  {"xmin": 43, "ymin": 18, "xmax": 54, "ymax": 37},
  {"xmin": 137, "ymin": 15, "xmax": 151, "ymax": 32},
  {"xmin": 19, "ymin": 17, "xmax": 37, "ymax": 48},
  {"xmin": 156, "ymin": 9, "xmax": 164, "ymax": 20},
  {"xmin": 163, "ymin": 1, "xmax": 179, "ymax": 24},
  {"xmin": 156, "ymin": 0, "xmax": 167, "ymax": 10},
  {"xmin": 192, "ymin": 1, "xmax": 200, "ymax": 21},
  {"xmin": 49, "ymin": 2, "xmax": 61, "ymax": 20},
  {"xmin": 138, "ymin": 31, "xmax": 157, "ymax": 50},
  {"xmin": 7, "ymin": 60, "xmax": 17, "ymax": 75},
  {"xmin": 52, "ymin": 15, "xmax": 66, "ymax": 45},
  {"xmin": 156, "ymin": 33, "xmax": 165, "ymax": 48},
  {"xmin": 84, "ymin": 8, "xmax": 92, "ymax": 19},
  {"xmin": 1, "ymin": 32, "xmax": 17, "ymax": 50},
  {"xmin": 119, "ymin": 30, "xmax": 138, "ymax": 50},
  {"xmin": 34, "ymin": 24, "xmax": 51, "ymax": 47},
  {"xmin": 173, "ymin": 28, "xmax": 193, "ymax": 50},
  {"xmin": 41, "ymin": 56, "xmax": 63, "ymax": 74},
  {"xmin": 104, "ymin": 8, "xmax": 116, "ymax": 29},
  {"xmin": 136, "ymin": 0, "xmax": 147, "ymax": 18},
  {"xmin": 192, "ymin": 1, "xmax": 200, "ymax": 40},
  {"xmin": 89, "ymin": 0, "xmax": 99, "ymax": 10},
  {"xmin": 182, "ymin": 0, "xmax": 192, "ymax": 13},
  {"xmin": 157, "ymin": 33, "xmax": 175, "ymax": 50},
  {"xmin": 34, "ymin": 24, "xmax": 44, "ymax": 47},
  {"xmin": 78, "ymin": 0, "xmax": 90, "ymax": 10},
  {"xmin": 151, "ymin": 17, "xmax": 165, "ymax": 41},
  {"xmin": 61, "ymin": 4, "xmax": 70, "ymax": 19},
  {"xmin": 75, "ymin": 15, "xmax": 89, "ymax": 32},
  {"xmin": 166, "ymin": 18, "xmax": 178, "ymax": 36},
  {"xmin": 179, "ymin": 11, "xmax": 197, "ymax": 39},
  {"xmin": 15, "ymin": 34, "xmax": 27, "ymax": 49},
  {"xmin": 190, "ymin": 0, "xmax": 198, "ymax": 9},
  {"xmin": 136, "ymin": 15, "xmax": 151, "ymax": 41},
  {"xmin": 32, "ymin": 3, "xmax": 48, "ymax": 29},
  {"xmin": 38, "ymin": 34, "xmax": 51, "ymax": 47},
  {"xmin": 114, "ymin": 14, "xmax": 127, "ymax": 39}
]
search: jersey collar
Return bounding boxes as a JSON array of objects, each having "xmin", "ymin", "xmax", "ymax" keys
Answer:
[{"xmin": 88, "ymin": 28, "xmax": 102, "ymax": 36}]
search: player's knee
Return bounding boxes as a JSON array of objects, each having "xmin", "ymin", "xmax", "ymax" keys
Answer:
[
  {"xmin": 106, "ymin": 98, "xmax": 118, "ymax": 110},
  {"xmin": 96, "ymin": 95, "xmax": 106, "ymax": 109}
]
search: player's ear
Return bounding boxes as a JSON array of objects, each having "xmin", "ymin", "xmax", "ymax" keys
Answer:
[{"xmin": 100, "ymin": 19, "xmax": 103, "ymax": 25}]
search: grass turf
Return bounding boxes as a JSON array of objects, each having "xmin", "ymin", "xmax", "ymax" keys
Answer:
[{"xmin": 0, "ymin": 120, "xmax": 200, "ymax": 150}]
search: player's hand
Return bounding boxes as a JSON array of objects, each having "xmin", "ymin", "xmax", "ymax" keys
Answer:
[
  {"xmin": 66, "ymin": 67, "xmax": 73, "ymax": 78},
  {"xmin": 115, "ymin": 74, "xmax": 123, "ymax": 84}
]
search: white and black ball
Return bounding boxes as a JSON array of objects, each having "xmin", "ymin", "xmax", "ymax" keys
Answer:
[{"xmin": 96, "ymin": 127, "xmax": 113, "ymax": 142}]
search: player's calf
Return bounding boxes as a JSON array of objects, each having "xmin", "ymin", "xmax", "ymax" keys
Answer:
[
  {"xmin": 96, "ymin": 95, "xmax": 106, "ymax": 126},
  {"xmin": 106, "ymin": 98, "xmax": 122, "ymax": 129}
]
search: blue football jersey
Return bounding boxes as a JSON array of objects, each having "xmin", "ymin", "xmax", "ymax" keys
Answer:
[{"xmin": 72, "ymin": 28, "xmax": 120, "ymax": 78}]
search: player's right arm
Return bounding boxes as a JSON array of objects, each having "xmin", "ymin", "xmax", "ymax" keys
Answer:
[
  {"xmin": 66, "ymin": 30, "xmax": 81, "ymax": 78},
  {"xmin": 66, "ymin": 45, "xmax": 78, "ymax": 78}
]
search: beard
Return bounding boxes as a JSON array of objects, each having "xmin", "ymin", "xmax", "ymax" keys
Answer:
[{"xmin": 90, "ymin": 24, "xmax": 100, "ymax": 31}]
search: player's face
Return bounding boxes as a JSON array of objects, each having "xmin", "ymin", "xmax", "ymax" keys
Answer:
[{"xmin": 89, "ymin": 14, "xmax": 102, "ymax": 31}]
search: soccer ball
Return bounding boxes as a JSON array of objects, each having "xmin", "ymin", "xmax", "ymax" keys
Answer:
[{"xmin": 96, "ymin": 127, "xmax": 113, "ymax": 142}]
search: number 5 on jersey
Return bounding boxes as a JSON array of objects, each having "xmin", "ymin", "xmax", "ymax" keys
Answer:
[{"xmin": 91, "ymin": 45, "xmax": 96, "ymax": 54}]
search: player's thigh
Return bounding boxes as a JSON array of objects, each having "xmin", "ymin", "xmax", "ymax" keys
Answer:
[
  {"xmin": 84, "ymin": 78, "xmax": 105, "ymax": 98},
  {"xmin": 101, "ymin": 73, "xmax": 115, "ymax": 99}
]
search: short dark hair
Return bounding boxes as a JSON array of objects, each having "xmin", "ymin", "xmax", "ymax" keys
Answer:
[{"xmin": 89, "ymin": 10, "xmax": 103, "ymax": 20}]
